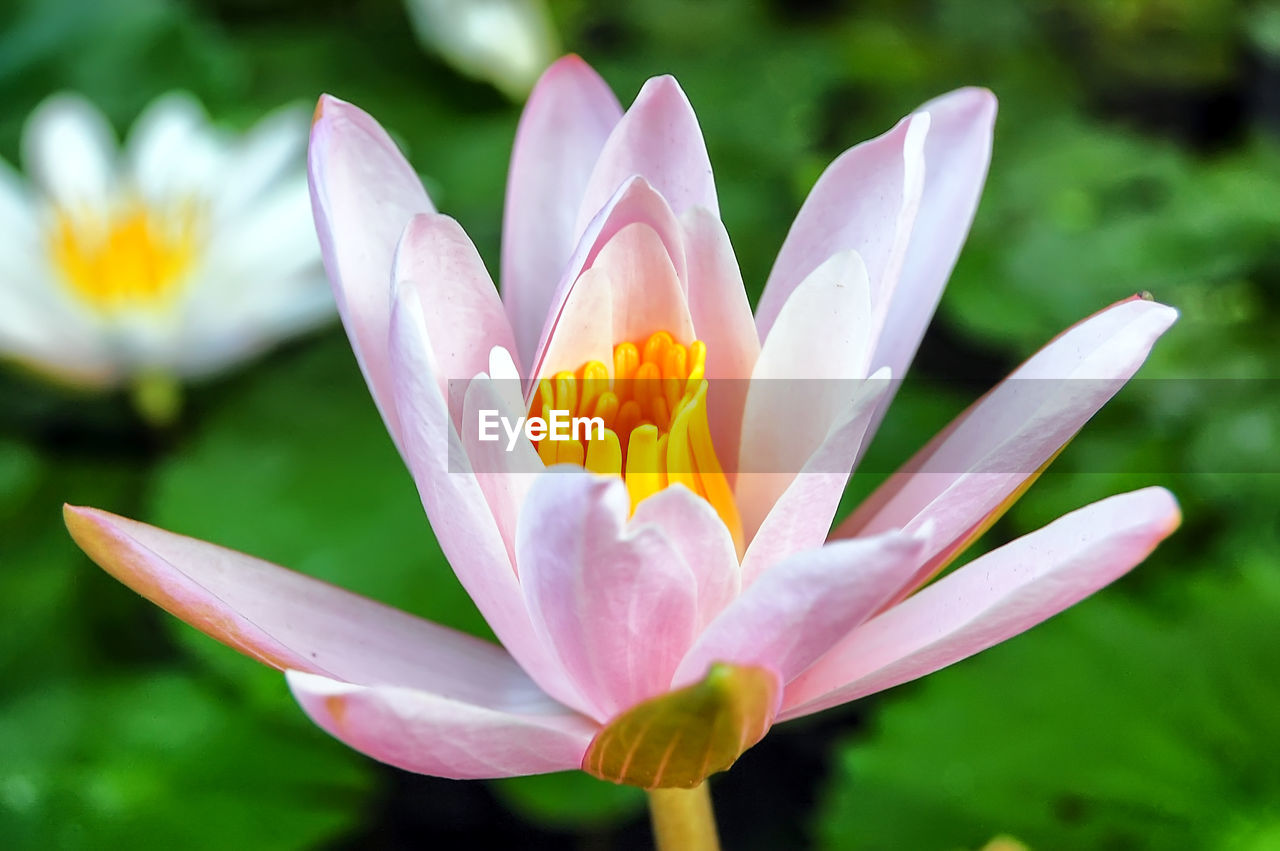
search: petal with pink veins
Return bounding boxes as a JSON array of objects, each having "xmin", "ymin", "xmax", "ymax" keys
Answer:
[
  {"xmin": 502, "ymin": 55, "xmax": 622, "ymax": 368},
  {"xmin": 630, "ymin": 485, "xmax": 740, "ymax": 630},
  {"xmin": 63, "ymin": 505, "xmax": 530, "ymax": 698},
  {"xmin": 517, "ymin": 472, "xmax": 699, "ymax": 721},
  {"xmin": 528, "ymin": 177, "xmax": 688, "ymax": 382},
  {"xmin": 739, "ymin": 367, "xmax": 891, "ymax": 586},
  {"xmin": 735, "ymin": 251, "xmax": 873, "ymax": 542},
  {"xmin": 674, "ymin": 527, "xmax": 928, "ymax": 689},
  {"xmin": 755, "ymin": 113, "xmax": 928, "ymax": 344},
  {"xmin": 308, "ymin": 95, "xmax": 434, "ymax": 452},
  {"xmin": 461, "ymin": 372, "xmax": 542, "ymax": 565},
  {"xmin": 870, "ymin": 87, "xmax": 997, "ymax": 384},
  {"xmin": 288, "ymin": 671, "xmax": 597, "ymax": 780},
  {"xmin": 682, "ymin": 206, "xmax": 760, "ymax": 471},
  {"xmin": 574, "ymin": 75, "xmax": 718, "ymax": 236},
  {"xmin": 782, "ymin": 486, "xmax": 1181, "ymax": 719},
  {"xmin": 534, "ymin": 221, "xmax": 694, "ymax": 382},
  {"xmin": 835, "ymin": 296, "xmax": 1178, "ymax": 603},
  {"xmin": 389, "ymin": 286, "xmax": 588, "ymax": 714}
]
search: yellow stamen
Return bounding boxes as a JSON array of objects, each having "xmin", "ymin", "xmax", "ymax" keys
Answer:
[
  {"xmin": 614, "ymin": 342, "xmax": 640, "ymax": 385},
  {"xmin": 585, "ymin": 428, "xmax": 623, "ymax": 476},
  {"xmin": 529, "ymin": 330, "xmax": 743, "ymax": 551},
  {"xmin": 580, "ymin": 360, "xmax": 609, "ymax": 415},
  {"xmin": 593, "ymin": 391, "xmax": 620, "ymax": 429},
  {"xmin": 625, "ymin": 425, "xmax": 665, "ymax": 506},
  {"xmin": 554, "ymin": 371, "xmax": 577, "ymax": 413},
  {"xmin": 49, "ymin": 201, "xmax": 199, "ymax": 310},
  {"xmin": 557, "ymin": 437, "xmax": 585, "ymax": 466}
]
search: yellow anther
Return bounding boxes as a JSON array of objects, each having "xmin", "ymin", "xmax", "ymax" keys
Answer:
[
  {"xmin": 527, "ymin": 332, "xmax": 740, "ymax": 548},
  {"xmin": 662, "ymin": 344, "xmax": 688, "ymax": 381},
  {"xmin": 642, "ymin": 330, "xmax": 673, "ymax": 367},
  {"xmin": 556, "ymin": 438, "xmax": 585, "ymax": 466},
  {"xmin": 688, "ymin": 341, "xmax": 707, "ymax": 374},
  {"xmin": 665, "ymin": 402, "xmax": 701, "ymax": 496},
  {"xmin": 634, "ymin": 361, "xmax": 661, "ymax": 412},
  {"xmin": 585, "ymin": 429, "xmax": 623, "ymax": 476},
  {"xmin": 580, "ymin": 361, "xmax": 609, "ymax": 415},
  {"xmin": 624, "ymin": 425, "xmax": 665, "ymax": 507},
  {"xmin": 50, "ymin": 202, "xmax": 200, "ymax": 311},
  {"xmin": 615, "ymin": 400, "xmax": 643, "ymax": 442},
  {"xmin": 614, "ymin": 343, "xmax": 640, "ymax": 384},
  {"xmin": 534, "ymin": 377, "xmax": 555, "ymax": 420},
  {"xmin": 651, "ymin": 395, "xmax": 670, "ymax": 432},
  {"xmin": 662, "ymin": 375, "xmax": 684, "ymax": 414},
  {"xmin": 554, "ymin": 371, "xmax": 577, "ymax": 414},
  {"xmin": 686, "ymin": 382, "xmax": 744, "ymax": 555},
  {"xmin": 537, "ymin": 436, "xmax": 557, "ymax": 466},
  {"xmin": 593, "ymin": 391, "xmax": 620, "ymax": 429}
]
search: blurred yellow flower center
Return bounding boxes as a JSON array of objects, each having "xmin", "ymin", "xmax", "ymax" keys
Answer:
[
  {"xmin": 529, "ymin": 331, "xmax": 744, "ymax": 553},
  {"xmin": 49, "ymin": 202, "xmax": 199, "ymax": 310}
]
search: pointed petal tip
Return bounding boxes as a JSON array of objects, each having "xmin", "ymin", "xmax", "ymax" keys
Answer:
[
  {"xmin": 636, "ymin": 73, "xmax": 688, "ymax": 103},
  {"xmin": 919, "ymin": 86, "xmax": 998, "ymax": 122},
  {"xmin": 1137, "ymin": 485, "xmax": 1182, "ymax": 535},
  {"xmin": 312, "ymin": 94, "xmax": 338, "ymax": 125},
  {"xmin": 527, "ymin": 54, "xmax": 613, "ymax": 104},
  {"xmin": 547, "ymin": 53, "xmax": 590, "ymax": 74},
  {"xmin": 62, "ymin": 503, "xmax": 112, "ymax": 550}
]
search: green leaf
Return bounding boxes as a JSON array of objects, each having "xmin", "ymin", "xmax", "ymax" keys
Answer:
[
  {"xmin": 0, "ymin": 671, "xmax": 370, "ymax": 849},
  {"xmin": 814, "ymin": 571, "xmax": 1280, "ymax": 850}
]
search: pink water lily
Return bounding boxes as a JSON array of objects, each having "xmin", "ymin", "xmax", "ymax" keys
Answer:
[{"xmin": 66, "ymin": 56, "xmax": 1180, "ymax": 796}]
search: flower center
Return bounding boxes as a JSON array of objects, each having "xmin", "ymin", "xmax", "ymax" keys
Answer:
[
  {"xmin": 48, "ymin": 201, "xmax": 200, "ymax": 310},
  {"xmin": 528, "ymin": 330, "xmax": 743, "ymax": 552}
]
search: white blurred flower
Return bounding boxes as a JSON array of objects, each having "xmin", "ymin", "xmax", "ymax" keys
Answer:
[
  {"xmin": 406, "ymin": 0, "xmax": 559, "ymax": 99},
  {"xmin": 0, "ymin": 92, "xmax": 333, "ymax": 398}
]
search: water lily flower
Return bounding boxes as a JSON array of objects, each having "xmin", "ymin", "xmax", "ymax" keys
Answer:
[
  {"xmin": 0, "ymin": 92, "xmax": 333, "ymax": 414},
  {"xmin": 65, "ymin": 56, "xmax": 1180, "ymax": 842},
  {"xmin": 405, "ymin": 0, "xmax": 559, "ymax": 99}
]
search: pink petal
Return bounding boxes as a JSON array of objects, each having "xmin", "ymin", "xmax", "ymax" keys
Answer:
[
  {"xmin": 675, "ymin": 528, "xmax": 927, "ymax": 688},
  {"xmin": 782, "ymin": 487, "xmax": 1181, "ymax": 719},
  {"xmin": 460, "ymin": 372, "xmax": 542, "ymax": 565},
  {"xmin": 735, "ymin": 252, "xmax": 874, "ymax": 542},
  {"xmin": 63, "ymin": 505, "xmax": 524, "ymax": 696},
  {"xmin": 534, "ymin": 221, "xmax": 694, "ymax": 381},
  {"xmin": 835, "ymin": 296, "xmax": 1178, "ymax": 602},
  {"xmin": 630, "ymin": 485, "xmax": 741, "ymax": 630},
  {"xmin": 527, "ymin": 177, "xmax": 689, "ymax": 382},
  {"xmin": 738, "ymin": 368, "xmax": 891, "ymax": 587},
  {"xmin": 288, "ymin": 671, "xmax": 597, "ymax": 779},
  {"xmin": 388, "ymin": 286, "xmax": 588, "ymax": 714},
  {"xmin": 870, "ymin": 88, "xmax": 997, "ymax": 384},
  {"xmin": 502, "ymin": 56, "xmax": 623, "ymax": 369},
  {"xmin": 754, "ymin": 113, "xmax": 928, "ymax": 344},
  {"xmin": 516, "ymin": 472, "xmax": 699, "ymax": 721},
  {"xmin": 393, "ymin": 213, "xmax": 518, "ymax": 427},
  {"xmin": 682, "ymin": 206, "xmax": 761, "ymax": 472},
  {"xmin": 308, "ymin": 95, "xmax": 434, "ymax": 451},
  {"xmin": 574, "ymin": 75, "xmax": 718, "ymax": 237}
]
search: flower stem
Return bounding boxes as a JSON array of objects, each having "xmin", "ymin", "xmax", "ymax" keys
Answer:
[{"xmin": 646, "ymin": 783, "xmax": 721, "ymax": 851}]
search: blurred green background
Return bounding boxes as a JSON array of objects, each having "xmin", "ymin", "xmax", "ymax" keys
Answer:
[{"xmin": 1, "ymin": 0, "xmax": 1278, "ymax": 848}]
